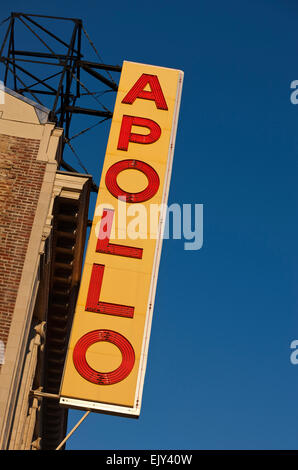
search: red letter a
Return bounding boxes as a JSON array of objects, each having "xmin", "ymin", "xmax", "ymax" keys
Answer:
[{"xmin": 122, "ymin": 73, "xmax": 168, "ymax": 110}]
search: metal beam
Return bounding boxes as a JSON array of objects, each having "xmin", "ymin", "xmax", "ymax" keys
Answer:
[
  {"xmin": 17, "ymin": 15, "xmax": 60, "ymax": 60},
  {"xmin": 23, "ymin": 14, "xmax": 80, "ymax": 53},
  {"xmin": 16, "ymin": 70, "xmax": 63, "ymax": 92},
  {"xmin": 14, "ymin": 50, "xmax": 73, "ymax": 60},
  {"xmin": 0, "ymin": 17, "xmax": 13, "ymax": 59},
  {"xmin": 30, "ymin": 390, "xmax": 60, "ymax": 400},
  {"xmin": 79, "ymin": 60, "xmax": 121, "ymax": 73},
  {"xmin": 0, "ymin": 56, "xmax": 57, "ymax": 92},
  {"xmin": 65, "ymin": 105, "xmax": 112, "ymax": 118},
  {"xmin": 12, "ymin": 12, "xmax": 81, "ymax": 22},
  {"xmin": 81, "ymin": 64, "xmax": 118, "ymax": 91},
  {"xmin": 52, "ymin": 22, "xmax": 78, "ymax": 113},
  {"xmin": 17, "ymin": 89, "xmax": 58, "ymax": 95}
]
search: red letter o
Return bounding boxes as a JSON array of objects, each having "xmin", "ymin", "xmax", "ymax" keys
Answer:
[
  {"xmin": 73, "ymin": 330, "xmax": 135, "ymax": 385},
  {"xmin": 105, "ymin": 159, "xmax": 160, "ymax": 203}
]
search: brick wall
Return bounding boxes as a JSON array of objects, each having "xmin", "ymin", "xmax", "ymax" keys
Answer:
[{"xmin": 0, "ymin": 134, "xmax": 46, "ymax": 369}]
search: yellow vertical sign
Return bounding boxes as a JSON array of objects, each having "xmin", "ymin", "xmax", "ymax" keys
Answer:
[{"xmin": 60, "ymin": 61, "xmax": 183, "ymax": 417}]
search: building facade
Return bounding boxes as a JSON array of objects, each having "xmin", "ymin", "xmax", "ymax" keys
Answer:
[{"xmin": 0, "ymin": 88, "xmax": 91, "ymax": 449}]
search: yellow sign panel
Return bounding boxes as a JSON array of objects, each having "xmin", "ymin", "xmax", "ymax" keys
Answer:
[{"xmin": 60, "ymin": 61, "xmax": 183, "ymax": 417}]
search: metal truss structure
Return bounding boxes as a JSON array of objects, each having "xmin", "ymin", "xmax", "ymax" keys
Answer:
[{"xmin": 0, "ymin": 12, "xmax": 122, "ymax": 191}]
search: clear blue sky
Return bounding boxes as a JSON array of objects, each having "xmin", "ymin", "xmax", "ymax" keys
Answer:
[{"xmin": 2, "ymin": 0, "xmax": 298, "ymax": 450}]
